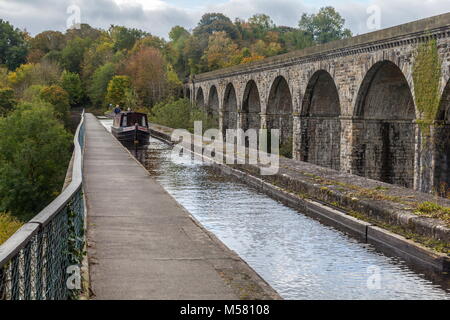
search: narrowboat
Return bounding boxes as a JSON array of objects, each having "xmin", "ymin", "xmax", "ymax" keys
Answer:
[{"xmin": 111, "ymin": 111, "xmax": 150, "ymax": 145}]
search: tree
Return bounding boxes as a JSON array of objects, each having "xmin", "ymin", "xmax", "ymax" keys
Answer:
[
  {"xmin": 0, "ymin": 88, "xmax": 16, "ymax": 116},
  {"xmin": 28, "ymin": 31, "xmax": 66, "ymax": 63},
  {"xmin": 88, "ymin": 63, "xmax": 116, "ymax": 108},
  {"xmin": 61, "ymin": 37, "xmax": 92, "ymax": 73},
  {"xmin": 299, "ymin": 7, "xmax": 352, "ymax": 44},
  {"xmin": 202, "ymin": 32, "xmax": 241, "ymax": 70},
  {"xmin": 169, "ymin": 26, "xmax": 190, "ymax": 42},
  {"xmin": 194, "ymin": 13, "xmax": 240, "ymax": 40},
  {"xmin": 280, "ymin": 29, "xmax": 314, "ymax": 51},
  {"xmin": 8, "ymin": 61, "xmax": 61, "ymax": 98},
  {"xmin": 81, "ymin": 40, "xmax": 114, "ymax": 82},
  {"xmin": 121, "ymin": 48, "xmax": 168, "ymax": 107},
  {"xmin": 109, "ymin": 26, "xmax": 148, "ymax": 52},
  {"xmin": 29, "ymin": 31, "xmax": 66, "ymax": 52},
  {"xmin": 248, "ymin": 14, "xmax": 275, "ymax": 39},
  {"xmin": 39, "ymin": 85, "xmax": 70, "ymax": 125},
  {"xmin": 65, "ymin": 24, "xmax": 102, "ymax": 42},
  {"xmin": 60, "ymin": 71, "xmax": 83, "ymax": 107},
  {"xmin": 0, "ymin": 19, "xmax": 28, "ymax": 70},
  {"xmin": 106, "ymin": 75, "xmax": 132, "ymax": 107},
  {"xmin": 167, "ymin": 26, "xmax": 190, "ymax": 78},
  {"xmin": 0, "ymin": 67, "xmax": 8, "ymax": 87},
  {"xmin": 0, "ymin": 104, "xmax": 72, "ymax": 220}
]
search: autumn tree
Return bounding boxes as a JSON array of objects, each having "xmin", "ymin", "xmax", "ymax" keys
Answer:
[
  {"xmin": 81, "ymin": 40, "xmax": 114, "ymax": 82},
  {"xmin": 39, "ymin": 85, "xmax": 70, "ymax": 125},
  {"xmin": 28, "ymin": 31, "xmax": 66, "ymax": 63},
  {"xmin": 65, "ymin": 23, "xmax": 102, "ymax": 42},
  {"xmin": 202, "ymin": 32, "xmax": 241, "ymax": 70},
  {"xmin": 121, "ymin": 47, "xmax": 169, "ymax": 107},
  {"xmin": 194, "ymin": 13, "xmax": 240, "ymax": 40},
  {"xmin": 106, "ymin": 75, "xmax": 132, "ymax": 107}
]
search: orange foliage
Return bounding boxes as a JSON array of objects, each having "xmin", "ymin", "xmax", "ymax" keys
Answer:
[{"xmin": 121, "ymin": 47, "xmax": 167, "ymax": 107}]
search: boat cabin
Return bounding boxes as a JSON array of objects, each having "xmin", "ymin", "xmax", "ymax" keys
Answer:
[{"xmin": 113, "ymin": 111, "xmax": 148, "ymax": 129}]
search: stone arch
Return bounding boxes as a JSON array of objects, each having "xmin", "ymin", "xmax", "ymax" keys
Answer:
[
  {"xmin": 196, "ymin": 87, "xmax": 205, "ymax": 109},
  {"xmin": 208, "ymin": 85, "xmax": 220, "ymax": 125},
  {"xmin": 223, "ymin": 83, "xmax": 238, "ymax": 130},
  {"xmin": 267, "ymin": 76, "xmax": 293, "ymax": 156},
  {"xmin": 433, "ymin": 80, "xmax": 450, "ymax": 196},
  {"xmin": 242, "ymin": 80, "xmax": 261, "ymax": 131},
  {"xmin": 300, "ymin": 70, "xmax": 341, "ymax": 170},
  {"xmin": 352, "ymin": 60, "xmax": 416, "ymax": 188}
]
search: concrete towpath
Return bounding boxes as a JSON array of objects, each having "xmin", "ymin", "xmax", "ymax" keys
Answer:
[{"xmin": 83, "ymin": 113, "xmax": 280, "ymax": 300}]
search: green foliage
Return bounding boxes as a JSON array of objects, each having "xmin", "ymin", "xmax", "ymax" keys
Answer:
[
  {"xmin": 413, "ymin": 39, "xmax": 442, "ymax": 134},
  {"xmin": 149, "ymin": 98, "xmax": 217, "ymax": 133},
  {"xmin": 299, "ymin": 7, "xmax": 352, "ymax": 44},
  {"xmin": 194, "ymin": 13, "xmax": 240, "ymax": 40},
  {"xmin": 109, "ymin": 25, "xmax": 148, "ymax": 52},
  {"xmin": 0, "ymin": 87, "xmax": 17, "ymax": 116},
  {"xmin": 415, "ymin": 201, "xmax": 450, "ymax": 225},
  {"xmin": 0, "ymin": 104, "xmax": 72, "ymax": 220},
  {"xmin": 0, "ymin": 19, "xmax": 28, "ymax": 70},
  {"xmin": 88, "ymin": 63, "xmax": 116, "ymax": 108},
  {"xmin": 61, "ymin": 37, "xmax": 92, "ymax": 73},
  {"xmin": 22, "ymin": 84, "xmax": 45, "ymax": 103},
  {"xmin": 124, "ymin": 88, "xmax": 139, "ymax": 111},
  {"xmin": 279, "ymin": 136, "xmax": 293, "ymax": 159},
  {"xmin": 106, "ymin": 75, "xmax": 131, "ymax": 107},
  {"xmin": 150, "ymin": 98, "xmax": 192, "ymax": 130},
  {"xmin": 60, "ymin": 70, "xmax": 83, "ymax": 107},
  {"xmin": 0, "ymin": 212, "xmax": 23, "ymax": 244},
  {"xmin": 39, "ymin": 85, "xmax": 71, "ymax": 125}
]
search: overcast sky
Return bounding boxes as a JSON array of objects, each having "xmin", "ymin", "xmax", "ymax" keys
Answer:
[{"xmin": 1, "ymin": 0, "xmax": 449, "ymax": 38}]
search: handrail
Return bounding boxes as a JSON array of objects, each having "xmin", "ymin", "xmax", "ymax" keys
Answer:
[{"xmin": 0, "ymin": 110, "xmax": 86, "ymax": 300}]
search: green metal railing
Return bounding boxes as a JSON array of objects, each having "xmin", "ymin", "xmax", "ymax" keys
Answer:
[{"xmin": 0, "ymin": 111, "xmax": 86, "ymax": 300}]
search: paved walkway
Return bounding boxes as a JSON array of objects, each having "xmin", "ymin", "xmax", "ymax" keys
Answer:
[{"xmin": 83, "ymin": 114, "xmax": 279, "ymax": 300}]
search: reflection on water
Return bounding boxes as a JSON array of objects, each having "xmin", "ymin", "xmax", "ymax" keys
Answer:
[{"xmin": 101, "ymin": 119, "xmax": 450, "ymax": 300}]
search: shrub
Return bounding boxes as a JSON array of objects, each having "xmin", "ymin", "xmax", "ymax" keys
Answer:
[
  {"xmin": 39, "ymin": 85, "xmax": 70, "ymax": 125},
  {"xmin": 106, "ymin": 75, "xmax": 131, "ymax": 107},
  {"xmin": 149, "ymin": 98, "xmax": 218, "ymax": 133},
  {"xmin": 0, "ymin": 213, "xmax": 23, "ymax": 244},
  {"xmin": 0, "ymin": 87, "xmax": 17, "ymax": 116},
  {"xmin": 0, "ymin": 104, "xmax": 72, "ymax": 220},
  {"xmin": 150, "ymin": 98, "xmax": 192, "ymax": 130},
  {"xmin": 60, "ymin": 70, "xmax": 83, "ymax": 107},
  {"xmin": 88, "ymin": 63, "xmax": 115, "ymax": 108}
]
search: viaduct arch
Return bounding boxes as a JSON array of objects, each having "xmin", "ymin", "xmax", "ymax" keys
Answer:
[{"xmin": 185, "ymin": 13, "xmax": 450, "ymax": 195}]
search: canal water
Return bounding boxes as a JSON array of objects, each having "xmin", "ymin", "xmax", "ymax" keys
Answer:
[{"xmin": 101, "ymin": 119, "xmax": 449, "ymax": 300}]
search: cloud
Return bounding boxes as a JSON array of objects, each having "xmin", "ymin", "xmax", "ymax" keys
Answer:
[{"xmin": 0, "ymin": 0, "xmax": 449, "ymax": 38}]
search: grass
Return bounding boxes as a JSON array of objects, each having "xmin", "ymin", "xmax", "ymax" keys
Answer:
[
  {"xmin": 0, "ymin": 213, "xmax": 23, "ymax": 245},
  {"xmin": 415, "ymin": 202, "xmax": 450, "ymax": 225}
]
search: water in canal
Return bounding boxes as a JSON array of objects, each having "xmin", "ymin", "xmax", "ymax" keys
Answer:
[{"xmin": 101, "ymin": 119, "xmax": 449, "ymax": 300}]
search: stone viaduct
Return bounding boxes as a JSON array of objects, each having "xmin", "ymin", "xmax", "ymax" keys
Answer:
[{"xmin": 184, "ymin": 13, "xmax": 450, "ymax": 195}]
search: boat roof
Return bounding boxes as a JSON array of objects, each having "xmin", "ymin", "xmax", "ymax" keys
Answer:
[{"xmin": 117, "ymin": 111, "xmax": 147, "ymax": 116}]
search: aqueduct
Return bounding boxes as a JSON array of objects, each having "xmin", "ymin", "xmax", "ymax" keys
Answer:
[{"xmin": 185, "ymin": 13, "xmax": 450, "ymax": 194}]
